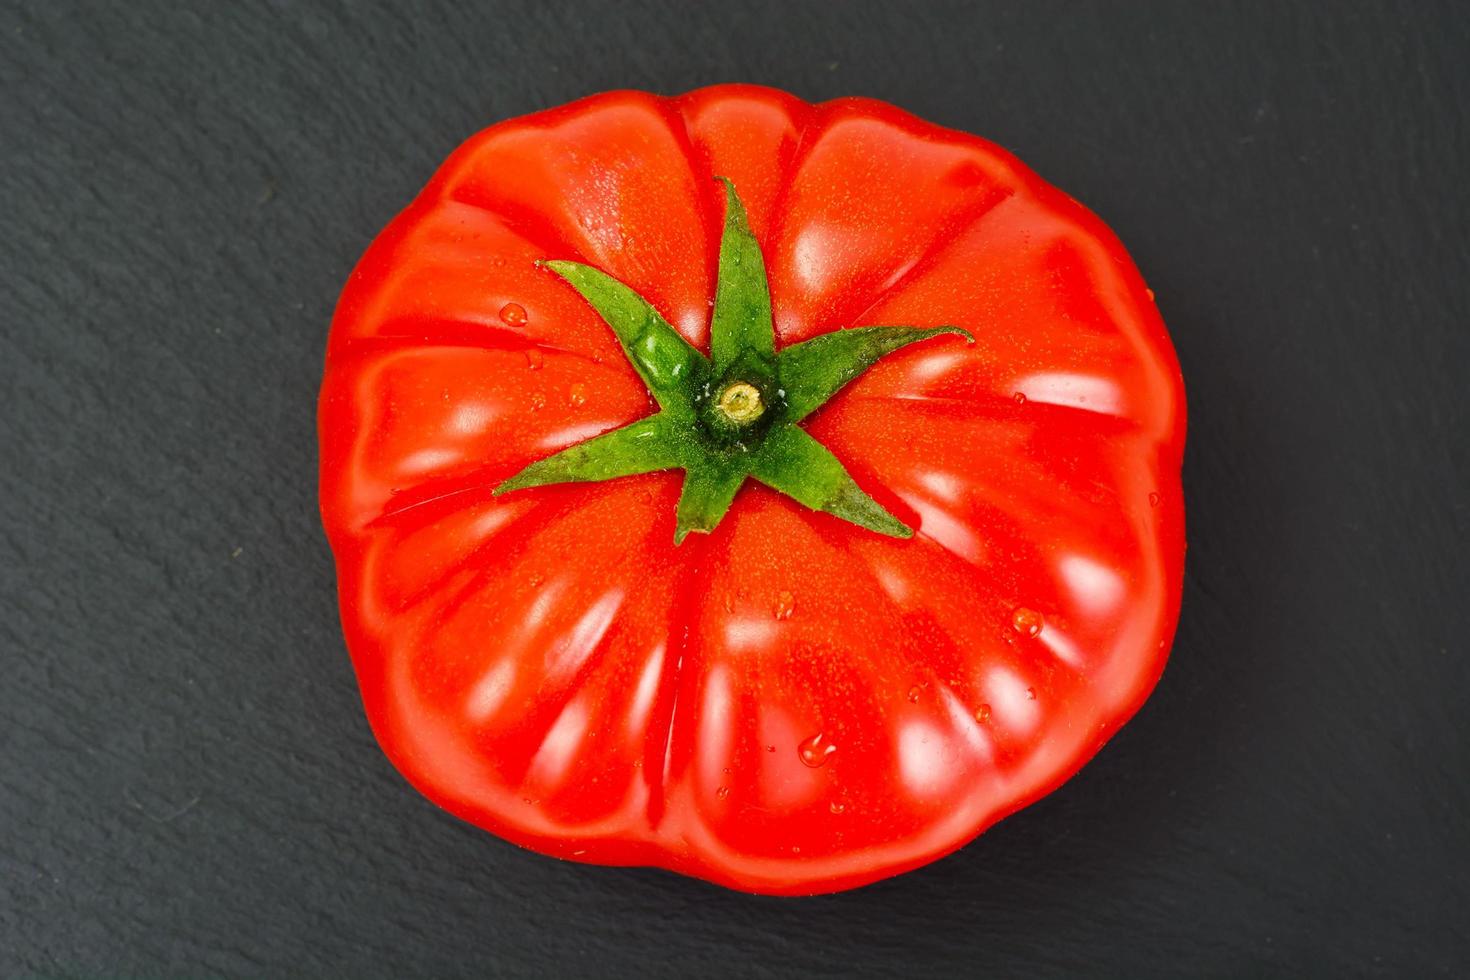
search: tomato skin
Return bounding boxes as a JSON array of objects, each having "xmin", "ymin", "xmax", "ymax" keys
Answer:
[{"xmin": 319, "ymin": 84, "xmax": 1185, "ymax": 895}]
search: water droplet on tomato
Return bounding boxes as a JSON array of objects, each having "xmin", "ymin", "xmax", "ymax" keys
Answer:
[
  {"xmin": 523, "ymin": 348, "xmax": 545, "ymax": 370},
  {"xmin": 798, "ymin": 732, "xmax": 836, "ymax": 768},
  {"xmin": 499, "ymin": 302, "xmax": 528, "ymax": 327},
  {"xmin": 1014, "ymin": 391, "xmax": 1027, "ymax": 405},
  {"xmin": 568, "ymin": 382, "xmax": 588, "ymax": 407},
  {"xmin": 906, "ymin": 685, "xmax": 922, "ymax": 703},
  {"xmin": 1149, "ymin": 491, "xmax": 1161, "ymax": 507},
  {"xmin": 975, "ymin": 703, "xmax": 991, "ymax": 723},
  {"xmin": 1025, "ymin": 686, "xmax": 1037, "ymax": 700},
  {"xmin": 773, "ymin": 590, "xmax": 795, "ymax": 620},
  {"xmin": 829, "ymin": 801, "xmax": 846, "ymax": 815},
  {"xmin": 716, "ymin": 786, "xmax": 730, "ymax": 800},
  {"xmin": 1011, "ymin": 607, "xmax": 1043, "ymax": 637},
  {"xmin": 766, "ymin": 745, "xmax": 776, "ymax": 753},
  {"xmin": 529, "ymin": 392, "xmax": 546, "ymax": 412},
  {"xmin": 1145, "ymin": 288, "xmax": 1156, "ymax": 301}
]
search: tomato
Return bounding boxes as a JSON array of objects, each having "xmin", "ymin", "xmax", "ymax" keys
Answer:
[{"xmin": 318, "ymin": 84, "xmax": 1186, "ymax": 895}]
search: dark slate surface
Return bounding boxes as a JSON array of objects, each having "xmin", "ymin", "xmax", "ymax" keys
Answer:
[{"xmin": 3, "ymin": 1, "xmax": 1467, "ymax": 975}]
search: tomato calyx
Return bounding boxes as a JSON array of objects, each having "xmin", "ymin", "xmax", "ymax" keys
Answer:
[{"xmin": 494, "ymin": 177, "xmax": 972, "ymax": 544}]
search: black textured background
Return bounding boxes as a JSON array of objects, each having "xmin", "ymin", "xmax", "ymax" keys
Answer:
[{"xmin": 4, "ymin": 1, "xmax": 1467, "ymax": 975}]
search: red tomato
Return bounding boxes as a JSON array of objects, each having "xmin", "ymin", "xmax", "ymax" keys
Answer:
[{"xmin": 318, "ymin": 84, "xmax": 1186, "ymax": 895}]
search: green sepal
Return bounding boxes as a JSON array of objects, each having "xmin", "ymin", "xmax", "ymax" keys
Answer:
[
  {"xmin": 709, "ymin": 177, "xmax": 777, "ymax": 383},
  {"xmin": 674, "ymin": 462, "xmax": 748, "ymax": 544},
  {"xmin": 494, "ymin": 415, "xmax": 688, "ymax": 494},
  {"xmin": 749, "ymin": 425, "xmax": 911, "ymax": 537},
  {"xmin": 775, "ymin": 325, "xmax": 973, "ymax": 424},
  {"xmin": 540, "ymin": 260, "xmax": 708, "ymax": 415}
]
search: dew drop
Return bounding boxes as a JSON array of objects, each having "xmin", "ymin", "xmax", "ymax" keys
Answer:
[
  {"xmin": 523, "ymin": 347, "xmax": 545, "ymax": 370},
  {"xmin": 975, "ymin": 703, "xmax": 992, "ymax": 723},
  {"xmin": 529, "ymin": 392, "xmax": 546, "ymax": 412},
  {"xmin": 499, "ymin": 302, "xmax": 528, "ymax": 327},
  {"xmin": 797, "ymin": 732, "xmax": 836, "ymax": 768},
  {"xmin": 906, "ymin": 685, "xmax": 922, "ymax": 704},
  {"xmin": 766, "ymin": 745, "xmax": 776, "ymax": 753},
  {"xmin": 1148, "ymin": 491, "xmax": 1161, "ymax": 508},
  {"xmin": 1013, "ymin": 391, "xmax": 1027, "ymax": 405},
  {"xmin": 568, "ymin": 382, "xmax": 588, "ymax": 407},
  {"xmin": 829, "ymin": 801, "xmax": 846, "ymax": 815},
  {"xmin": 716, "ymin": 786, "xmax": 730, "ymax": 800},
  {"xmin": 1011, "ymin": 607, "xmax": 1043, "ymax": 637},
  {"xmin": 1025, "ymin": 686, "xmax": 1037, "ymax": 701},
  {"xmin": 773, "ymin": 590, "xmax": 795, "ymax": 621}
]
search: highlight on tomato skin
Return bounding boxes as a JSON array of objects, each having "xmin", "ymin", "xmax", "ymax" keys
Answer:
[{"xmin": 318, "ymin": 83, "xmax": 1186, "ymax": 896}]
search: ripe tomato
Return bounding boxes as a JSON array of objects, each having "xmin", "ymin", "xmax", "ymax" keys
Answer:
[{"xmin": 319, "ymin": 84, "xmax": 1185, "ymax": 895}]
